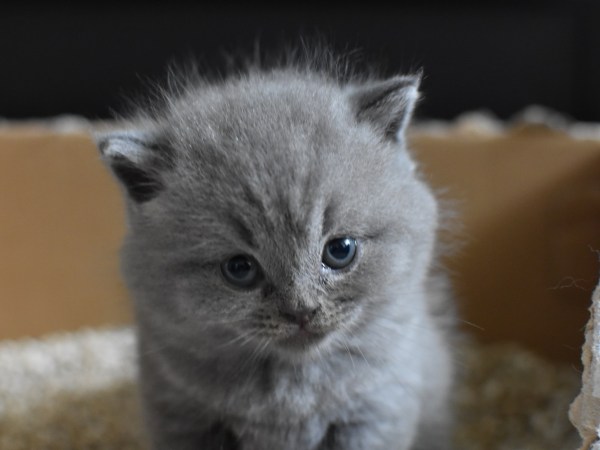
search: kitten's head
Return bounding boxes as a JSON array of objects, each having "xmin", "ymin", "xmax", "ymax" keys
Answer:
[{"xmin": 97, "ymin": 67, "xmax": 438, "ymax": 360}]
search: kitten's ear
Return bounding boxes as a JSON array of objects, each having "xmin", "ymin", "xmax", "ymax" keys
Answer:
[
  {"xmin": 351, "ymin": 73, "xmax": 421, "ymax": 141},
  {"xmin": 95, "ymin": 130, "xmax": 171, "ymax": 203}
]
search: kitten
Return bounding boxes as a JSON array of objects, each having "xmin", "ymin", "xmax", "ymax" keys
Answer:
[{"xmin": 96, "ymin": 56, "xmax": 455, "ymax": 450}]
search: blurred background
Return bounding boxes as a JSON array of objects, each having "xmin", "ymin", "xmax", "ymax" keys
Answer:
[{"xmin": 2, "ymin": 0, "xmax": 599, "ymax": 122}]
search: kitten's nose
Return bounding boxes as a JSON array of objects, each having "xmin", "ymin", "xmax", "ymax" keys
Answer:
[{"xmin": 279, "ymin": 306, "xmax": 318, "ymax": 327}]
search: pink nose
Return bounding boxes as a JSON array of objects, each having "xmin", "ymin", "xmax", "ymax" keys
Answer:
[{"xmin": 279, "ymin": 307, "xmax": 318, "ymax": 327}]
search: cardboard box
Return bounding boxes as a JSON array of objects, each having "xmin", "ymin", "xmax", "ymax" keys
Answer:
[
  {"xmin": 0, "ymin": 126, "xmax": 131, "ymax": 338},
  {"xmin": 2, "ymin": 118, "xmax": 598, "ymax": 365}
]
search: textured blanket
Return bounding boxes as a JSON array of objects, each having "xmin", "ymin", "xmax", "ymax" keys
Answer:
[
  {"xmin": 0, "ymin": 327, "xmax": 581, "ymax": 450},
  {"xmin": 0, "ymin": 328, "xmax": 143, "ymax": 449}
]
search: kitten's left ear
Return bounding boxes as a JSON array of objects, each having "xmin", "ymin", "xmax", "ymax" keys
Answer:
[{"xmin": 351, "ymin": 73, "xmax": 421, "ymax": 142}]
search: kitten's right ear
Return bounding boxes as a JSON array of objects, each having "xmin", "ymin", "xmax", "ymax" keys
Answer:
[{"xmin": 95, "ymin": 131, "xmax": 171, "ymax": 203}]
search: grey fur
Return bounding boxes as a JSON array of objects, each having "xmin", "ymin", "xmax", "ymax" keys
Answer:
[{"xmin": 97, "ymin": 62, "xmax": 455, "ymax": 450}]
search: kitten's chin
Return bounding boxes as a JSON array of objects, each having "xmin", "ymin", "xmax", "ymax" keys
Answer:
[
  {"xmin": 262, "ymin": 328, "xmax": 329, "ymax": 361},
  {"xmin": 274, "ymin": 330, "xmax": 344, "ymax": 363},
  {"xmin": 280, "ymin": 329, "xmax": 326, "ymax": 348}
]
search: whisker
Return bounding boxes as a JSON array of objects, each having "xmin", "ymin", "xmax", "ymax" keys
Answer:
[{"xmin": 217, "ymin": 328, "xmax": 260, "ymax": 349}]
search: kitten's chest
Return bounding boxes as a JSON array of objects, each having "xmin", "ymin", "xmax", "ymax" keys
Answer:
[
  {"xmin": 221, "ymin": 358, "xmax": 347, "ymax": 420},
  {"xmin": 229, "ymin": 412, "xmax": 328, "ymax": 450},
  {"xmin": 214, "ymin": 359, "xmax": 352, "ymax": 448}
]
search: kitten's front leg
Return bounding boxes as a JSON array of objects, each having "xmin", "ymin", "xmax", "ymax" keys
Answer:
[
  {"xmin": 317, "ymin": 415, "xmax": 453, "ymax": 450},
  {"xmin": 147, "ymin": 418, "xmax": 239, "ymax": 450},
  {"xmin": 141, "ymin": 386, "xmax": 239, "ymax": 450},
  {"xmin": 144, "ymin": 412, "xmax": 241, "ymax": 450},
  {"xmin": 317, "ymin": 419, "xmax": 417, "ymax": 450},
  {"xmin": 316, "ymin": 394, "xmax": 423, "ymax": 450}
]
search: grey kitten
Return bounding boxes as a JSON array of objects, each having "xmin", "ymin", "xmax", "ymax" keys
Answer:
[{"xmin": 97, "ymin": 58, "xmax": 455, "ymax": 450}]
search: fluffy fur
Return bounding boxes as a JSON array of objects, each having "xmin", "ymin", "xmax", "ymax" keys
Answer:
[{"xmin": 97, "ymin": 57, "xmax": 455, "ymax": 450}]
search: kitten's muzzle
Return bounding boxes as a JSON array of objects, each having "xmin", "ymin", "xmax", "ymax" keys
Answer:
[{"xmin": 278, "ymin": 305, "xmax": 319, "ymax": 329}]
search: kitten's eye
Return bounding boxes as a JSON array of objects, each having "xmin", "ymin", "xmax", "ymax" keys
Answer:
[
  {"xmin": 221, "ymin": 255, "xmax": 261, "ymax": 288},
  {"xmin": 322, "ymin": 237, "xmax": 357, "ymax": 270}
]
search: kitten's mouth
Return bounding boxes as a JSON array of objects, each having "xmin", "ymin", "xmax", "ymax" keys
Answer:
[{"xmin": 279, "ymin": 328, "xmax": 327, "ymax": 350}]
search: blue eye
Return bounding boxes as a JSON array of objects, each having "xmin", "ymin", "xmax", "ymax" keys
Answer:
[
  {"xmin": 221, "ymin": 255, "xmax": 261, "ymax": 288},
  {"xmin": 322, "ymin": 237, "xmax": 357, "ymax": 270}
]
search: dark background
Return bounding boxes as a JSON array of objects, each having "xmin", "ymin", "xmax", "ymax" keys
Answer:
[{"xmin": 2, "ymin": 1, "xmax": 599, "ymax": 122}]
